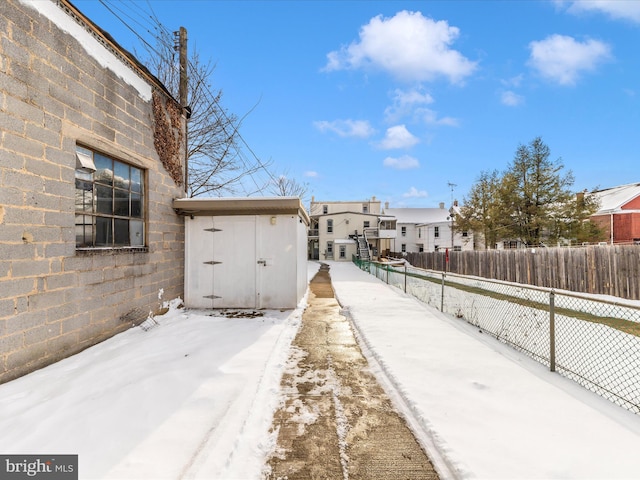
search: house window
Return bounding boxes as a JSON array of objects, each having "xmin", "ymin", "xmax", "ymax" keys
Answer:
[
  {"xmin": 454, "ymin": 246, "xmax": 462, "ymax": 252},
  {"xmin": 363, "ymin": 204, "xmax": 368, "ymax": 213},
  {"xmin": 462, "ymin": 231, "xmax": 468, "ymax": 237},
  {"xmin": 401, "ymin": 226, "xmax": 407, "ymax": 237},
  {"xmin": 363, "ymin": 221, "xmax": 370, "ymax": 228},
  {"xmin": 327, "ymin": 219, "xmax": 333, "ymax": 233},
  {"xmin": 401, "ymin": 243, "xmax": 406, "ymax": 253},
  {"xmin": 434, "ymin": 226, "xmax": 440, "ymax": 238},
  {"xmin": 322, "ymin": 205, "xmax": 328, "ymax": 214},
  {"xmin": 339, "ymin": 245, "xmax": 346, "ymax": 259},
  {"xmin": 327, "ymin": 241, "xmax": 333, "ymax": 259},
  {"xmin": 75, "ymin": 145, "xmax": 144, "ymax": 248},
  {"xmin": 418, "ymin": 228, "xmax": 421, "ymax": 239},
  {"xmin": 419, "ymin": 245, "xmax": 424, "ymax": 252}
]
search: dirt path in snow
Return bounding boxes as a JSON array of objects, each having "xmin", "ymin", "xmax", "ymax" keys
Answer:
[{"xmin": 265, "ymin": 264, "xmax": 440, "ymax": 480}]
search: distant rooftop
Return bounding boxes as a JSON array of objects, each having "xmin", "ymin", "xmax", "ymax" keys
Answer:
[
  {"xmin": 384, "ymin": 207, "xmax": 451, "ymax": 224},
  {"xmin": 593, "ymin": 183, "xmax": 640, "ymax": 213}
]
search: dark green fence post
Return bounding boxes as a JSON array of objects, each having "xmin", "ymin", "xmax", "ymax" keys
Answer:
[
  {"xmin": 441, "ymin": 272, "xmax": 445, "ymax": 312},
  {"xmin": 404, "ymin": 264, "xmax": 407, "ymax": 293},
  {"xmin": 550, "ymin": 290, "xmax": 556, "ymax": 372}
]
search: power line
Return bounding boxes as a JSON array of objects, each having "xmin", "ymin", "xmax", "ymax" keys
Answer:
[{"xmin": 93, "ymin": 0, "xmax": 275, "ymax": 196}]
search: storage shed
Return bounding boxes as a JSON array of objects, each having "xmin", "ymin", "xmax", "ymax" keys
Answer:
[{"xmin": 173, "ymin": 197, "xmax": 310, "ymax": 309}]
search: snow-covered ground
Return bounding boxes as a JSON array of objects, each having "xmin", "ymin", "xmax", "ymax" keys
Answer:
[{"xmin": 2, "ymin": 261, "xmax": 640, "ymax": 479}]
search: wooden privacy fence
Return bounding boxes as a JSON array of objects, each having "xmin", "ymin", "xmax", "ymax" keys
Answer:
[{"xmin": 400, "ymin": 245, "xmax": 640, "ymax": 301}]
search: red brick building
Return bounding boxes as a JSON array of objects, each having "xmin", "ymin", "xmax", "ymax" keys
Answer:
[{"xmin": 590, "ymin": 183, "xmax": 640, "ymax": 244}]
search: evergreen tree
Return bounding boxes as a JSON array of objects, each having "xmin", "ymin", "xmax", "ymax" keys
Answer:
[
  {"xmin": 458, "ymin": 170, "xmax": 502, "ymax": 249},
  {"xmin": 460, "ymin": 137, "xmax": 601, "ymax": 247}
]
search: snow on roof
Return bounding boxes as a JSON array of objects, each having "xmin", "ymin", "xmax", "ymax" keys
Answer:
[
  {"xmin": 20, "ymin": 0, "xmax": 153, "ymax": 101},
  {"xmin": 333, "ymin": 238, "xmax": 356, "ymax": 244},
  {"xmin": 384, "ymin": 208, "xmax": 451, "ymax": 224},
  {"xmin": 593, "ymin": 182, "xmax": 640, "ymax": 213}
]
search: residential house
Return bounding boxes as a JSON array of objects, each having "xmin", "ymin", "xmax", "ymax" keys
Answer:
[
  {"xmin": 0, "ymin": 0, "xmax": 186, "ymax": 382},
  {"xmin": 590, "ymin": 183, "xmax": 640, "ymax": 244},
  {"xmin": 308, "ymin": 197, "xmax": 396, "ymax": 261},
  {"xmin": 384, "ymin": 202, "xmax": 474, "ymax": 253}
]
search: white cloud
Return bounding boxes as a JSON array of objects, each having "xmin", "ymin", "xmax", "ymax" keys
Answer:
[
  {"xmin": 403, "ymin": 186, "xmax": 428, "ymax": 198},
  {"xmin": 390, "ymin": 88, "xmax": 435, "ymax": 108},
  {"xmin": 385, "ymin": 88, "xmax": 434, "ymax": 122},
  {"xmin": 313, "ymin": 119, "xmax": 375, "ymax": 138},
  {"xmin": 501, "ymin": 90, "xmax": 525, "ymax": 106},
  {"xmin": 563, "ymin": 1, "xmax": 640, "ymax": 23},
  {"xmin": 420, "ymin": 109, "xmax": 459, "ymax": 126},
  {"xmin": 383, "ymin": 155, "xmax": 420, "ymax": 170},
  {"xmin": 527, "ymin": 34, "xmax": 612, "ymax": 86},
  {"xmin": 378, "ymin": 125, "xmax": 420, "ymax": 150},
  {"xmin": 324, "ymin": 10, "xmax": 477, "ymax": 83},
  {"xmin": 501, "ymin": 74, "xmax": 524, "ymax": 88},
  {"xmin": 304, "ymin": 171, "xmax": 318, "ymax": 178}
]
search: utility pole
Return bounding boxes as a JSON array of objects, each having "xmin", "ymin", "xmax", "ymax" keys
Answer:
[
  {"xmin": 176, "ymin": 27, "xmax": 188, "ymax": 193},
  {"xmin": 448, "ymin": 181, "xmax": 457, "ymax": 249}
]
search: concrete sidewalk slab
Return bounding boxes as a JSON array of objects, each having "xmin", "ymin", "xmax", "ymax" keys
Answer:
[
  {"xmin": 265, "ymin": 264, "xmax": 439, "ymax": 479},
  {"xmin": 328, "ymin": 261, "xmax": 640, "ymax": 479}
]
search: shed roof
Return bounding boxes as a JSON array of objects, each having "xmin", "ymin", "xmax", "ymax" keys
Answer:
[{"xmin": 173, "ymin": 197, "xmax": 310, "ymax": 225}]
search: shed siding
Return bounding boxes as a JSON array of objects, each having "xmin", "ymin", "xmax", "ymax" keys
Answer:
[{"xmin": 184, "ymin": 213, "xmax": 307, "ymax": 309}]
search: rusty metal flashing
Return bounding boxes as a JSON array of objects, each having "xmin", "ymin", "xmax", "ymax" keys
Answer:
[{"xmin": 173, "ymin": 197, "xmax": 310, "ymax": 225}]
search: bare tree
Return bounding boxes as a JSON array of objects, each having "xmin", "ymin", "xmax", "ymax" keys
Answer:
[
  {"xmin": 268, "ymin": 172, "xmax": 309, "ymax": 200},
  {"xmin": 143, "ymin": 29, "xmax": 270, "ymax": 197}
]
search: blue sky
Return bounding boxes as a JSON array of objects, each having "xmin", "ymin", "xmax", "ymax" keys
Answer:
[{"xmin": 74, "ymin": 0, "xmax": 640, "ymax": 207}]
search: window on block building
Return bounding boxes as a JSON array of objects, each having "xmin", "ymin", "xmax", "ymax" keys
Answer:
[
  {"xmin": 401, "ymin": 226, "xmax": 407, "ymax": 237},
  {"xmin": 434, "ymin": 226, "xmax": 440, "ymax": 238},
  {"xmin": 75, "ymin": 145, "xmax": 145, "ymax": 248},
  {"xmin": 327, "ymin": 219, "xmax": 333, "ymax": 233},
  {"xmin": 401, "ymin": 243, "xmax": 406, "ymax": 253},
  {"xmin": 323, "ymin": 205, "xmax": 328, "ymax": 214},
  {"xmin": 339, "ymin": 245, "xmax": 346, "ymax": 258},
  {"xmin": 363, "ymin": 221, "xmax": 370, "ymax": 228}
]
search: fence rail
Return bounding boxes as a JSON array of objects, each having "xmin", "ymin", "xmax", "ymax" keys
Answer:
[
  {"xmin": 352, "ymin": 256, "xmax": 640, "ymax": 415},
  {"xmin": 399, "ymin": 244, "xmax": 640, "ymax": 300}
]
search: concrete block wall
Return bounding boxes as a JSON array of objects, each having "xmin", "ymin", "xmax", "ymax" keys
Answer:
[{"xmin": 0, "ymin": 0, "xmax": 185, "ymax": 383}]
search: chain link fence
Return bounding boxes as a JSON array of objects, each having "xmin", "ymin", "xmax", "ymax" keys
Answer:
[{"xmin": 352, "ymin": 256, "xmax": 640, "ymax": 415}]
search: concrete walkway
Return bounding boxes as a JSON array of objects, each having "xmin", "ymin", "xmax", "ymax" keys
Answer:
[{"xmin": 265, "ymin": 264, "xmax": 439, "ymax": 480}]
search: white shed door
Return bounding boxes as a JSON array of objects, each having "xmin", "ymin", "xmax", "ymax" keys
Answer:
[{"xmin": 186, "ymin": 215, "xmax": 257, "ymax": 308}]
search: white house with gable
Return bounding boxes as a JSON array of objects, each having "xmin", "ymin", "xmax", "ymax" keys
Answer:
[{"xmin": 384, "ymin": 202, "xmax": 474, "ymax": 253}]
